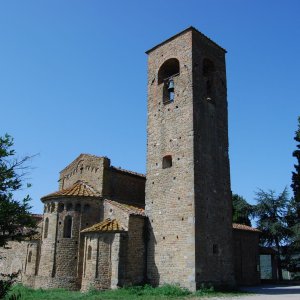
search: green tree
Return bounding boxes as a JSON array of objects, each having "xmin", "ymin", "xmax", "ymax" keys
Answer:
[
  {"xmin": 0, "ymin": 133, "xmax": 36, "ymax": 247},
  {"xmin": 254, "ymin": 188, "xmax": 291, "ymax": 280},
  {"xmin": 285, "ymin": 116, "xmax": 300, "ymax": 273},
  {"xmin": 232, "ymin": 194, "xmax": 253, "ymax": 226},
  {"xmin": 0, "ymin": 134, "xmax": 36, "ymax": 298},
  {"xmin": 291, "ymin": 116, "xmax": 300, "ymax": 213}
]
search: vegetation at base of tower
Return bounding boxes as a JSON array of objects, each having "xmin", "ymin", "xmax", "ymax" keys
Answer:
[
  {"xmin": 253, "ymin": 188, "xmax": 292, "ymax": 280},
  {"xmin": 232, "ymin": 194, "xmax": 253, "ymax": 226},
  {"xmin": 287, "ymin": 116, "xmax": 300, "ymax": 272},
  {"xmin": 5, "ymin": 284, "xmax": 249, "ymax": 300},
  {"xmin": 291, "ymin": 116, "xmax": 300, "ymax": 208},
  {"xmin": 0, "ymin": 134, "xmax": 36, "ymax": 299}
]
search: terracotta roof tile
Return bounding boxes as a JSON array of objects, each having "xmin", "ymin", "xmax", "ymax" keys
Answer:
[
  {"xmin": 105, "ymin": 199, "xmax": 145, "ymax": 216},
  {"xmin": 233, "ymin": 223, "xmax": 260, "ymax": 232},
  {"xmin": 41, "ymin": 180, "xmax": 101, "ymax": 201},
  {"xmin": 81, "ymin": 218, "xmax": 124, "ymax": 233}
]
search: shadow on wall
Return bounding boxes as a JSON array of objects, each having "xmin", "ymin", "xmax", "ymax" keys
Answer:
[{"xmin": 145, "ymin": 219, "xmax": 159, "ymax": 286}]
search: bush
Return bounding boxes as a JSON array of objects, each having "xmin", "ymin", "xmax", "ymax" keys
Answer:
[{"xmin": 0, "ymin": 271, "xmax": 19, "ymax": 299}]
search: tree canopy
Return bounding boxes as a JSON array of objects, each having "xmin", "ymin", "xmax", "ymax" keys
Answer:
[
  {"xmin": 291, "ymin": 116, "xmax": 300, "ymax": 212},
  {"xmin": 232, "ymin": 194, "xmax": 253, "ymax": 226},
  {"xmin": 0, "ymin": 134, "xmax": 36, "ymax": 247}
]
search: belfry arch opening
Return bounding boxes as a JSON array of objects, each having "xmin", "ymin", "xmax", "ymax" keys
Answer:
[
  {"xmin": 158, "ymin": 58, "xmax": 180, "ymax": 84},
  {"xmin": 202, "ymin": 58, "xmax": 215, "ymax": 101},
  {"xmin": 158, "ymin": 59, "xmax": 180, "ymax": 104}
]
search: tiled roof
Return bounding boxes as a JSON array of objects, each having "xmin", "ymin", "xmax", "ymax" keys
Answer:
[
  {"xmin": 233, "ymin": 223, "xmax": 260, "ymax": 232},
  {"xmin": 110, "ymin": 166, "xmax": 146, "ymax": 178},
  {"xmin": 41, "ymin": 180, "xmax": 101, "ymax": 200},
  {"xmin": 81, "ymin": 218, "xmax": 125, "ymax": 233},
  {"xmin": 105, "ymin": 199, "xmax": 145, "ymax": 216}
]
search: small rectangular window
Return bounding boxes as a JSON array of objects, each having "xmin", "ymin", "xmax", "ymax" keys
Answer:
[
  {"xmin": 162, "ymin": 155, "xmax": 172, "ymax": 169},
  {"xmin": 213, "ymin": 244, "xmax": 219, "ymax": 254}
]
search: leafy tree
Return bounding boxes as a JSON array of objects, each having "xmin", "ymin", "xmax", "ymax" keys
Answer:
[
  {"xmin": 232, "ymin": 194, "xmax": 253, "ymax": 226},
  {"xmin": 253, "ymin": 188, "xmax": 291, "ymax": 280},
  {"xmin": 291, "ymin": 116, "xmax": 300, "ymax": 213},
  {"xmin": 285, "ymin": 116, "xmax": 300, "ymax": 273},
  {"xmin": 0, "ymin": 134, "xmax": 36, "ymax": 247},
  {"xmin": 0, "ymin": 134, "xmax": 36, "ymax": 299}
]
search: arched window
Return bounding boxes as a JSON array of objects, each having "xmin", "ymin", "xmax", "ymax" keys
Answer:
[
  {"xmin": 66, "ymin": 203, "xmax": 73, "ymax": 211},
  {"xmin": 87, "ymin": 245, "xmax": 92, "ymax": 260},
  {"xmin": 58, "ymin": 203, "xmax": 64, "ymax": 213},
  {"xmin": 158, "ymin": 58, "xmax": 180, "ymax": 104},
  {"xmin": 83, "ymin": 204, "xmax": 90, "ymax": 213},
  {"xmin": 44, "ymin": 218, "xmax": 49, "ymax": 239},
  {"xmin": 203, "ymin": 58, "xmax": 215, "ymax": 100},
  {"xmin": 162, "ymin": 155, "xmax": 172, "ymax": 169},
  {"xmin": 50, "ymin": 202, "xmax": 55, "ymax": 213},
  {"xmin": 28, "ymin": 251, "xmax": 32, "ymax": 263},
  {"xmin": 158, "ymin": 58, "xmax": 180, "ymax": 84},
  {"xmin": 75, "ymin": 203, "xmax": 81, "ymax": 212},
  {"xmin": 63, "ymin": 216, "xmax": 72, "ymax": 238}
]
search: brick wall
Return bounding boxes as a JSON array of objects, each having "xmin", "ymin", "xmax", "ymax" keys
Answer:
[
  {"xmin": 145, "ymin": 29, "xmax": 196, "ymax": 290},
  {"xmin": 192, "ymin": 29, "xmax": 235, "ymax": 287},
  {"xmin": 106, "ymin": 168, "xmax": 145, "ymax": 207},
  {"xmin": 81, "ymin": 233, "xmax": 114, "ymax": 291},
  {"xmin": 59, "ymin": 154, "xmax": 110, "ymax": 195}
]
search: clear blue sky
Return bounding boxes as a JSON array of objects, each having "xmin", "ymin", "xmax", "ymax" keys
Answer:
[{"xmin": 1, "ymin": 0, "xmax": 299, "ymax": 213}]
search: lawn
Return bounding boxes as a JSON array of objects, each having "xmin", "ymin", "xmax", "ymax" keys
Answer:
[{"xmin": 5, "ymin": 284, "xmax": 250, "ymax": 300}]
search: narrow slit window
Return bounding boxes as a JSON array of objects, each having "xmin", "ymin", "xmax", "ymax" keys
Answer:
[
  {"xmin": 162, "ymin": 155, "xmax": 172, "ymax": 169},
  {"xmin": 28, "ymin": 251, "xmax": 32, "ymax": 263},
  {"xmin": 44, "ymin": 217, "xmax": 49, "ymax": 239},
  {"xmin": 213, "ymin": 244, "xmax": 219, "ymax": 254},
  {"xmin": 87, "ymin": 245, "xmax": 92, "ymax": 260},
  {"xmin": 63, "ymin": 216, "xmax": 72, "ymax": 238},
  {"xmin": 203, "ymin": 58, "xmax": 215, "ymax": 101}
]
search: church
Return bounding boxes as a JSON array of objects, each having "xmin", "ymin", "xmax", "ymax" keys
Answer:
[{"xmin": 0, "ymin": 27, "xmax": 261, "ymax": 291}]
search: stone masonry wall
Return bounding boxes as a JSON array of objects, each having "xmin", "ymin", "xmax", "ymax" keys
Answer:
[
  {"xmin": 81, "ymin": 233, "xmax": 114, "ymax": 291},
  {"xmin": 0, "ymin": 241, "xmax": 28, "ymax": 276},
  {"xmin": 106, "ymin": 168, "xmax": 145, "ymax": 207},
  {"xmin": 36, "ymin": 197, "xmax": 102, "ymax": 290},
  {"xmin": 145, "ymin": 29, "xmax": 196, "ymax": 290},
  {"xmin": 122, "ymin": 216, "xmax": 145, "ymax": 286},
  {"xmin": 192, "ymin": 30, "xmax": 235, "ymax": 287},
  {"xmin": 58, "ymin": 154, "xmax": 110, "ymax": 195}
]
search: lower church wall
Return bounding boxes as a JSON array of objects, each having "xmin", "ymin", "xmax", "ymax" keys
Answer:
[{"xmin": 34, "ymin": 275, "xmax": 79, "ymax": 290}]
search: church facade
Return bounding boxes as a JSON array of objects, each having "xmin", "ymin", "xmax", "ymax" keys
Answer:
[{"xmin": 0, "ymin": 27, "xmax": 261, "ymax": 291}]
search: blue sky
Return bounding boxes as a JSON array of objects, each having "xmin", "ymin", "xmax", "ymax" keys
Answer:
[{"xmin": 1, "ymin": 0, "xmax": 299, "ymax": 213}]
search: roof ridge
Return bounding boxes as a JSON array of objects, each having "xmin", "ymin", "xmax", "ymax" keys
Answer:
[
  {"xmin": 81, "ymin": 218, "xmax": 125, "ymax": 233},
  {"xmin": 232, "ymin": 223, "xmax": 260, "ymax": 232},
  {"xmin": 110, "ymin": 166, "xmax": 145, "ymax": 178}
]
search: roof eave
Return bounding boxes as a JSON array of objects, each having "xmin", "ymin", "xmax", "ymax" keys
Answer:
[{"xmin": 145, "ymin": 26, "xmax": 226, "ymax": 55}]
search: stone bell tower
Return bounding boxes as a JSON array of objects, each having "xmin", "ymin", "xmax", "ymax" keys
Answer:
[{"xmin": 145, "ymin": 27, "xmax": 235, "ymax": 290}]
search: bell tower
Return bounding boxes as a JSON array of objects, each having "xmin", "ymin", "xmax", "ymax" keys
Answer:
[{"xmin": 145, "ymin": 27, "xmax": 235, "ymax": 290}]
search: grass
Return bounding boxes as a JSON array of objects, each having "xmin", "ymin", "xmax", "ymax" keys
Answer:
[{"xmin": 5, "ymin": 284, "xmax": 250, "ymax": 300}]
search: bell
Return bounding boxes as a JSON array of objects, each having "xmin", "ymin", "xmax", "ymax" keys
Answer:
[{"xmin": 168, "ymin": 79, "xmax": 174, "ymax": 90}]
